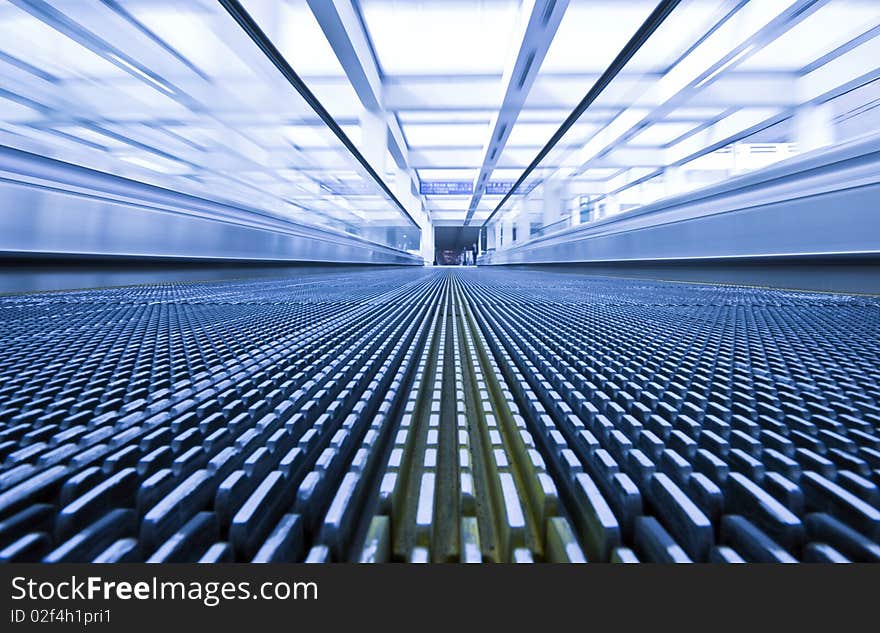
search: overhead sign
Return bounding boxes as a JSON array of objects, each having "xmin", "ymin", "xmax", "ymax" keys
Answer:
[
  {"xmin": 419, "ymin": 181, "xmax": 473, "ymax": 195},
  {"xmin": 483, "ymin": 181, "xmax": 516, "ymax": 195},
  {"xmin": 419, "ymin": 181, "xmax": 520, "ymax": 196}
]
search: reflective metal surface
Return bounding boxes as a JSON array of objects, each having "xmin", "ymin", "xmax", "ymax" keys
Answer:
[
  {"xmin": 0, "ymin": 145, "xmax": 421, "ymax": 265},
  {"xmin": 480, "ymin": 131, "xmax": 880, "ymax": 265},
  {"xmin": 483, "ymin": 0, "xmax": 880, "ymax": 243},
  {"xmin": 0, "ymin": 0, "xmax": 421, "ymax": 250}
]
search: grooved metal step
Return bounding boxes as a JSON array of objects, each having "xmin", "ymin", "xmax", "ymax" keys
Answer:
[{"xmin": 0, "ymin": 268, "xmax": 878, "ymax": 562}]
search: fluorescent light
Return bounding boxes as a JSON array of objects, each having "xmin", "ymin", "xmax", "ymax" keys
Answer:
[
  {"xmin": 694, "ymin": 45, "xmax": 755, "ymax": 89},
  {"xmin": 106, "ymin": 53, "xmax": 175, "ymax": 95}
]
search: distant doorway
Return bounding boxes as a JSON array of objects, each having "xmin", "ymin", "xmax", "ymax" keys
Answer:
[{"xmin": 433, "ymin": 226, "xmax": 480, "ymax": 266}]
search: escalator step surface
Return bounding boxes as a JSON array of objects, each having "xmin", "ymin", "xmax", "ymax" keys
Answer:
[{"xmin": 0, "ymin": 268, "xmax": 878, "ymax": 563}]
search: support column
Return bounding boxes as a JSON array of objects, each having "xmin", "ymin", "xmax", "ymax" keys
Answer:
[
  {"xmin": 542, "ymin": 178, "xmax": 569, "ymax": 230},
  {"xmin": 420, "ymin": 218, "xmax": 433, "ymax": 266},
  {"xmin": 394, "ymin": 170, "xmax": 421, "ymax": 214},
  {"xmin": 503, "ymin": 218, "xmax": 514, "ymax": 248},
  {"xmin": 516, "ymin": 214, "xmax": 530, "ymax": 243},
  {"xmin": 794, "ymin": 102, "xmax": 835, "ymax": 154},
  {"xmin": 732, "ymin": 143, "xmax": 751, "ymax": 175},
  {"xmin": 486, "ymin": 224, "xmax": 497, "ymax": 250},
  {"xmin": 601, "ymin": 195, "xmax": 619, "ymax": 219},
  {"xmin": 570, "ymin": 200, "xmax": 581, "ymax": 227},
  {"xmin": 359, "ymin": 109, "xmax": 387, "ymax": 173},
  {"xmin": 664, "ymin": 165, "xmax": 687, "ymax": 199},
  {"xmin": 394, "ymin": 171, "xmax": 430, "ymax": 264},
  {"xmin": 525, "ymin": 194, "xmax": 541, "ymax": 237}
]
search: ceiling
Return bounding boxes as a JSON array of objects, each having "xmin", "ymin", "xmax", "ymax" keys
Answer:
[
  {"xmin": 343, "ymin": 0, "xmax": 880, "ymax": 226},
  {"xmin": 0, "ymin": 0, "xmax": 877, "ymax": 237}
]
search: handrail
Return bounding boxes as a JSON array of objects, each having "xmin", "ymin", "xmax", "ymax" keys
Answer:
[
  {"xmin": 218, "ymin": 0, "xmax": 420, "ymax": 229},
  {"xmin": 481, "ymin": 0, "xmax": 682, "ymax": 228}
]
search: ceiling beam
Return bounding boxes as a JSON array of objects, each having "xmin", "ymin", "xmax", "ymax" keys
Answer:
[
  {"xmin": 462, "ymin": 0, "xmax": 569, "ymax": 225},
  {"xmin": 306, "ymin": 0, "xmax": 427, "ymax": 219},
  {"xmin": 306, "ymin": 0, "xmax": 382, "ymax": 111},
  {"xmin": 572, "ymin": 0, "xmax": 824, "ymax": 175},
  {"xmin": 577, "ymin": 15, "xmax": 880, "ymax": 207}
]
